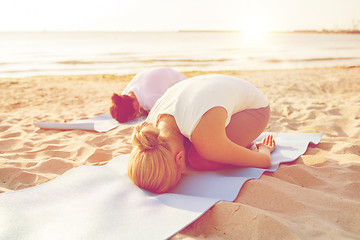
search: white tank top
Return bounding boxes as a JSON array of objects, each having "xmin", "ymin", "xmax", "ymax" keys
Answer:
[
  {"xmin": 122, "ymin": 67, "xmax": 186, "ymax": 111},
  {"xmin": 147, "ymin": 74, "xmax": 269, "ymax": 140}
]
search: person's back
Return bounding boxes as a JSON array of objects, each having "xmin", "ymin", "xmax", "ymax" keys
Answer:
[
  {"xmin": 147, "ymin": 74, "xmax": 268, "ymax": 139},
  {"xmin": 122, "ymin": 67, "xmax": 186, "ymax": 111}
]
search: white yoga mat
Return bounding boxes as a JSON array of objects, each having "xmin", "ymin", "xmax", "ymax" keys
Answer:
[
  {"xmin": 34, "ymin": 113, "xmax": 145, "ymax": 132},
  {"xmin": 0, "ymin": 132, "xmax": 321, "ymax": 240}
]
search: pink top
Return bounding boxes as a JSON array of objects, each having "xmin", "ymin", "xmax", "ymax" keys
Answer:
[{"xmin": 122, "ymin": 67, "xmax": 186, "ymax": 111}]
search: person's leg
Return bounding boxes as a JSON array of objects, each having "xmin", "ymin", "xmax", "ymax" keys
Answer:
[
  {"xmin": 225, "ymin": 105, "xmax": 270, "ymax": 147},
  {"xmin": 186, "ymin": 106, "xmax": 270, "ymax": 171},
  {"xmin": 186, "ymin": 143, "xmax": 231, "ymax": 171}
]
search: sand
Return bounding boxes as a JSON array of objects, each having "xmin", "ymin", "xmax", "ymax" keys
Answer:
[{"xmin": 1, "ymin": 66, "xmax": 360, "ymax": 239}]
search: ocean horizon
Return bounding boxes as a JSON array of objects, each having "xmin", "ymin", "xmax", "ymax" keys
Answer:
[{"xmin": 1, "ymin": 31, "xmax": 360, "ymax": 78}]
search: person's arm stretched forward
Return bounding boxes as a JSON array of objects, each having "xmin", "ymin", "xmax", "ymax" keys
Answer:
[{"xmin": 191, "ymin": 107, "xmax": 274, "ymax": 169}]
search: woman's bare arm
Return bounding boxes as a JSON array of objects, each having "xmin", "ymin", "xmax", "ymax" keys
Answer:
[{"xmin": 191, "ymin": 107, "xmax": 272, "ymax": 169}]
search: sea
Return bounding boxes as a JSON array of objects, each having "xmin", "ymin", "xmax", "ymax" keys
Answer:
[{"xmin": 1, "ymin": 31, "xmax": 360, "ymax": 78}]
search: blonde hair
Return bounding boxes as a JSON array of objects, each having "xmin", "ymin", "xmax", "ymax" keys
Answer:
[{"xmin": 128, "ymin": 122, "xmax": 180, "ymax": 193}]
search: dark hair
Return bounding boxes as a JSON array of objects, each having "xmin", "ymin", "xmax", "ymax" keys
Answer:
[{"xmin": 110, "ymin": 93, "xmax": 137, "ymax": 123}]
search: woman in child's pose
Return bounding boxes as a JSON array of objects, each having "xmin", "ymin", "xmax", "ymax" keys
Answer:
[
  {"xmin": 110, "ymin": 67, "xmax": 186, "ymax": 123},
  {"xmin": 128, "ymin": 74, "xmax": 275, "ymax": 193}
]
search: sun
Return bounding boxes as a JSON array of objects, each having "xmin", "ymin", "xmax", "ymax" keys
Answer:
[{"xmin": 242, "ymin": 17, "xmax": 268, "ymax": 41}]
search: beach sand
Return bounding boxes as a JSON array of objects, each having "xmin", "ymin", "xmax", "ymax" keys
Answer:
[{"xmin": 1, "ymin": 66, "xmax": 360, "ymax": 239}]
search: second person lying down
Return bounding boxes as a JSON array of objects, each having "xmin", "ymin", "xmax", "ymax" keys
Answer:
[{"xmin": 110, "ymin": 67, "xmax": 186, "ymax": 123}]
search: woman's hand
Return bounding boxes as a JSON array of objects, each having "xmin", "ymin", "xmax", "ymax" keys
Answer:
[{"xmin": 256, "ymin": 135, "xmax": 275, "ymax": 153}]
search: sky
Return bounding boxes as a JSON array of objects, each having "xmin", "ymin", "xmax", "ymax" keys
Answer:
[{"xmin": 0, "ymin": 0, "xmax": 359, "ymax": 32}]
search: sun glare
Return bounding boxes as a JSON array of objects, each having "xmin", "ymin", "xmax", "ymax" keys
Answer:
[{"xmin": 242, "ymin": 17, "xmax": 268, "ymax": 41}]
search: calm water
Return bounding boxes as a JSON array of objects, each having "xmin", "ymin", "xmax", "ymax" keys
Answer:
[{"xmin": 1, "ymin": 31, "xmax": 360, "ymax": 77}]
